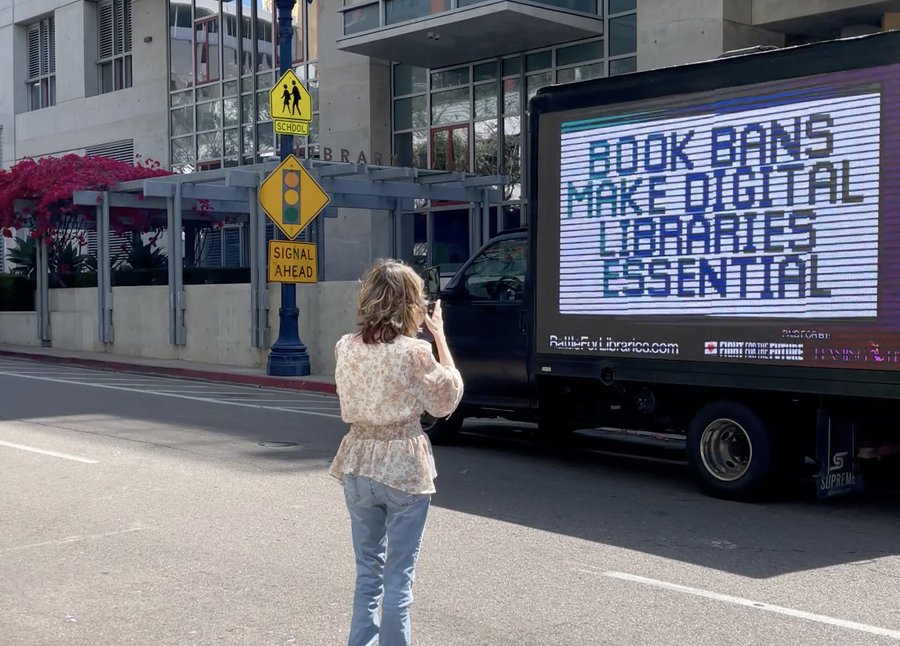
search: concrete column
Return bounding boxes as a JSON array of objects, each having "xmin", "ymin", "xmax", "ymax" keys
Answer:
[
  {"xmin": 637, "ymin": 0, "xmax": 785, "ymax": 72},
  {"xmin": 130, "ymin": 0, "xmax": 170, "ymax": 165},
  {"xmin": 0, "ymin": 21, "xmax": 14, "ymax": 165},
  {"xmin": 317, "ymin": 1, "xmax": 393, "ymax": 280},
  {"xmin": 55, "ymin": 2, "xmax": 88, "ymax": 104},
  {"xmin": 636, "ymin": 0, "xmax": 726, "ymax": 71},
  {"xmin": 723, "ymin": 0, "xmax": 785, "ymax": 52},
  {"xmin": 83, "ymin": 1, "xmax": 100, "ymax": 98}
]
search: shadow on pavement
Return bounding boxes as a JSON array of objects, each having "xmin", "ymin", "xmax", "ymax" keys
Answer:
[
  {"xmin": 4, "ymin": 374, "xmax": 898, "ymax": 581},
  {"xmin": 426, "ymin": 421, "xmax": 900, "ymax": 580}
]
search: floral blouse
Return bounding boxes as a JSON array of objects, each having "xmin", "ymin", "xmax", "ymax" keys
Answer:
[{"xmin": 328, "ymin": 333, "xmax": 464, "ymax": 495}]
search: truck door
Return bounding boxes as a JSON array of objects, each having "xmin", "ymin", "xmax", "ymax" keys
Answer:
[{"xmin": 440, "ymin": 235, "xmax": 531, "ymax": 410}]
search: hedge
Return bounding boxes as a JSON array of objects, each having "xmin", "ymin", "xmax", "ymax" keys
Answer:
[
  {"xmin": 0, "ymin": 274, "xmax": 35, "ymax": 311},
  {"xmin": 53, "ymin": 268, "xmax": 253, "ymax": 289}
]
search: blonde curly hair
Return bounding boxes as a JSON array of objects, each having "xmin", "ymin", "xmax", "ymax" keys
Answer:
[{"xmin": 356, "ymin": 259, "xmax": 428, "ymax": 344}]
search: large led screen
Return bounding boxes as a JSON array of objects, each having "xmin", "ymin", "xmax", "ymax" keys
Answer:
[{"xmin": 536, "ymin": 62, "xmax": 900, "ymax": 371}]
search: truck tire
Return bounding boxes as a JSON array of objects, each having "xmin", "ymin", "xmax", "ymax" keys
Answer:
[
  {"xmin": 686, "ymin": 400, "xmax": 774, "ymax": 501},
  {"xmin": 421, "ymin": 413, "xmax": 463, "ymax": 445}
]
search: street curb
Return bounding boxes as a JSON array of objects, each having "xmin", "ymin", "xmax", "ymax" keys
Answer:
[{"xmin": 0, "ymin": 349, "xmax": 338, "ymax": 395}]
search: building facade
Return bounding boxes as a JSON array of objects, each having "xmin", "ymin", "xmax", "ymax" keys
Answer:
[{"xmin": 2, "ymin": 0, "xmax": 899, "ymax": 278}]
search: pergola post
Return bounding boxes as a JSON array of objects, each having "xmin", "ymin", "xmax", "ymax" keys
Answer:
[
  {"xmin": 249, "ymin": 180, "xmax": 267, "ymax": 348},
  {"xmin": 482, "ymin": 188, "xmax": 492, "ymax": 247},
  {"xmin": 35, "ymin": 235, "xmax": 50, "ymax": 346},
  {"xmin": 314, "ymin": 212, "xmax": 326, "ymax": 282},
  {"xmin": 165, "ymin": 184, "xmax": 186, "ymax": 346},
  {"xmin": 166, "ymin": 193, "xmax": 175, "ymax": 344},
  {"xmin": 97, "ymin": 192, "xmax": 113, "ymax": 344},
  {"xmin": 389, "ymin": 200, "xmax": 399, "ymax": 259},
  {"xmin": 173, "ymin": 184, "xmax": 186, "ymax": 345}
]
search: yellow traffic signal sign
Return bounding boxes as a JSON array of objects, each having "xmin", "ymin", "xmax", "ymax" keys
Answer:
[
  {"xmin": 259, "ymin": 155, "xmax": 330, "ymax": 240},
  {"xmin": 270, "ymin": 69, "xmax": 311, "ymax": 136}
]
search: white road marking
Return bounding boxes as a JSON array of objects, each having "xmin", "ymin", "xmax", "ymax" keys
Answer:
[
  {"xmin": 601, "ymin": 570, "xmax": 900, "ymax": 641},
  {"xmin": 0, "ymin": 370, "xmax": 96, "ymax": 376},
  {"xmin": 83, "ymin": 382, "xmax": 180, "ymax": 387},
  {"xmin": 1, "ymin": 527, "xmax": 144, "ymax": 554},
  {"xmin": 0, "ymin": 370, "xmax": 342, "ymax": 419},
  {"xmin": 74, "ymin": 377, "xmax": 174, "ymax": 382},
  {"xmin": 0, "ymin": 439, "xmax": 98, "ymax": 464},
  {"xmin": 150, "ymin": 390, "xmax": 257, "ymax": 396},
  {"xmin": 147, "ymin": 385, "xmax": 237, "ymax": 389},
  {"xmin": 229, "ymin": 399, "xmax": 339, "ymax": 407}
]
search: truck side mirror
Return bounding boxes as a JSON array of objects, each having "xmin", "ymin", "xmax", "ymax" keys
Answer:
[{"xmin": 425, "ymin": 266, "xmax": 441, "ymax": 299}]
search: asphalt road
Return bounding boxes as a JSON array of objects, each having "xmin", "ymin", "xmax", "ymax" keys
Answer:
[{"xmin": 1, "ymin": 358, "xmax": 899, "ymax": 646}]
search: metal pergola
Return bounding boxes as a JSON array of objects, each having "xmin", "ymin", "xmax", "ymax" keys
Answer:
[{"xmin": 60, "ymin": 159, "xmax": 507, "ymax": 351}]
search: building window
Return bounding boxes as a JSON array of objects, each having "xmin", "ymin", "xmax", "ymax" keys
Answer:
[
  {"xmin": 98, "ymin": 0, "xmax": 133, "ymax": 93},
  {"xmin": 169, "ymin": 0, "xmax": 318, "ymax": 173},
  {"xmin": 195, "ymin": 15, "xmax": 221, "ymax": 85},
  {"xmin": 26, "ymin": 16, "xmax": 55, "ymax": 111},
  {"xmin": 391, "ymin": 0, "xmax": 636, "ymax": 266}
]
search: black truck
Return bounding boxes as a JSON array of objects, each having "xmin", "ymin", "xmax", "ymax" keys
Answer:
[{"xmin": 423, "ymin": 30, "xmax": 900, "ymax": 501}]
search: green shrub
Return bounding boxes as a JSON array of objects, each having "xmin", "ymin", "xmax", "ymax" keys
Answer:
[
  {"xmin": 0, "ymin": 274, "xmax": 35, "ymax": 311},
  {"xmin": 52, "ymin": 268, "xmax": 252, "ymax": 289}
]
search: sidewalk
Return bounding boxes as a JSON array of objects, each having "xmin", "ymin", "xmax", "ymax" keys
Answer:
[{"xmin": 0, "ymin": 344, "xmax": 337, "ymax": 395}]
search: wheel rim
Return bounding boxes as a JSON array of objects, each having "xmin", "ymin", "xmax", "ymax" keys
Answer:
[{"xmin": 699, "ymin": 418, "xmax": 753, "ymax": 482}]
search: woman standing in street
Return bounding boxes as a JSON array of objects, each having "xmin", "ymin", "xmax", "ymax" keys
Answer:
[{"xmin": 330, "ymin": 259, "xmax": 463, "ymax": 646}]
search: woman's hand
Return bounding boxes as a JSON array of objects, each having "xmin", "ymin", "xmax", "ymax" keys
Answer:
[
  {"xmin": 424, "ymin": 299, "xmax": 445, "ymax": 338},
  {"xmin": 425, "ymin": 300, "xmax": 455, "ymax": 369}
]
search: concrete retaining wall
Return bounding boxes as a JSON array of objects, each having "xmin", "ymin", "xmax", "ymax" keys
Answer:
[
  {"xmin": 1, "ymin": 282, "xmax": 360, "ymax": 374},
  {"xmin": 0, "ymin": 312, "xmax": 40, "ymax": 346},
  {"xmin": 50, "ymin": 288, "xmax": 99, "ymax": 353}
]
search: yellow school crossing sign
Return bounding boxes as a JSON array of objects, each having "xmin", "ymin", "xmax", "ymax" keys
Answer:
[
  {"xmin": 270, "ymin": 69, "xmax": 311, "ymax": 136},
  {"xmin": 259, "ymin": 154, "xmax": 330, "ymax": 240}
]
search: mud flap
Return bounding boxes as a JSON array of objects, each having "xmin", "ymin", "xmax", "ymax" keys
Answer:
[{"xmin": 815, "ymin": 409, "xmax": 864, "ymax": 499}]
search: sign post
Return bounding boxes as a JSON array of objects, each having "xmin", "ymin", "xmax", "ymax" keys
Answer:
[{"xmin": 266, "ymin": 0, "xmax": 309, "ymax": 377}]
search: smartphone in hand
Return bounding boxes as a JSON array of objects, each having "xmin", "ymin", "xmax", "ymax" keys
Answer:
[{"xmin": 419, "ymin": 300, "xmax": 436, "ymax": 344}]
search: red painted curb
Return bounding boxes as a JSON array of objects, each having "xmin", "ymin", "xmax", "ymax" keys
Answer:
[{"xmin": 0, "ymin": 349, "xmax": 337, "ymax": 395}]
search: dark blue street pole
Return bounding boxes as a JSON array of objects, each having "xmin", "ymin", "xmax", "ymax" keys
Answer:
[{"xmin": 267, "ymin": 0, "xmax": 311, "ymax": 377}]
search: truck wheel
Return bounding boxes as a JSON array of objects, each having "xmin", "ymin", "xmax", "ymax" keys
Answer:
[
  {"xmin": 421, "ymin": 413, "xmax": 463, "ymax": 445},
  {"xmin": 686, "ymin": 401, "xmax": 774, "ymax": 501}
]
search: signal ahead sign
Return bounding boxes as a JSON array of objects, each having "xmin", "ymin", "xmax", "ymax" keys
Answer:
[
  {"xmin": 268, "ymin": 240, "xmax": 317, "ymax": 284},
  {"xmin": 259, "ymin": 154, "xmax": 330, "ymax": 240}
]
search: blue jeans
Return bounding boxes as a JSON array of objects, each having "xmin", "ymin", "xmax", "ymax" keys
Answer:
[{"xmin": 343, "ymin": 474, "xmax": 431, "ymax": 646}]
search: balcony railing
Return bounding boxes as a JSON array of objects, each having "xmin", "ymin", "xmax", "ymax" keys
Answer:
[{"xmin": 340, "ymin": 0, "xmax": 601, "ymax": 37}]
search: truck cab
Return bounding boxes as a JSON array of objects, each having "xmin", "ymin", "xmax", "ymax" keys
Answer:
[{"xmin": 423, "ymin": 230, "xmax": 534, "ymax": 441}]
